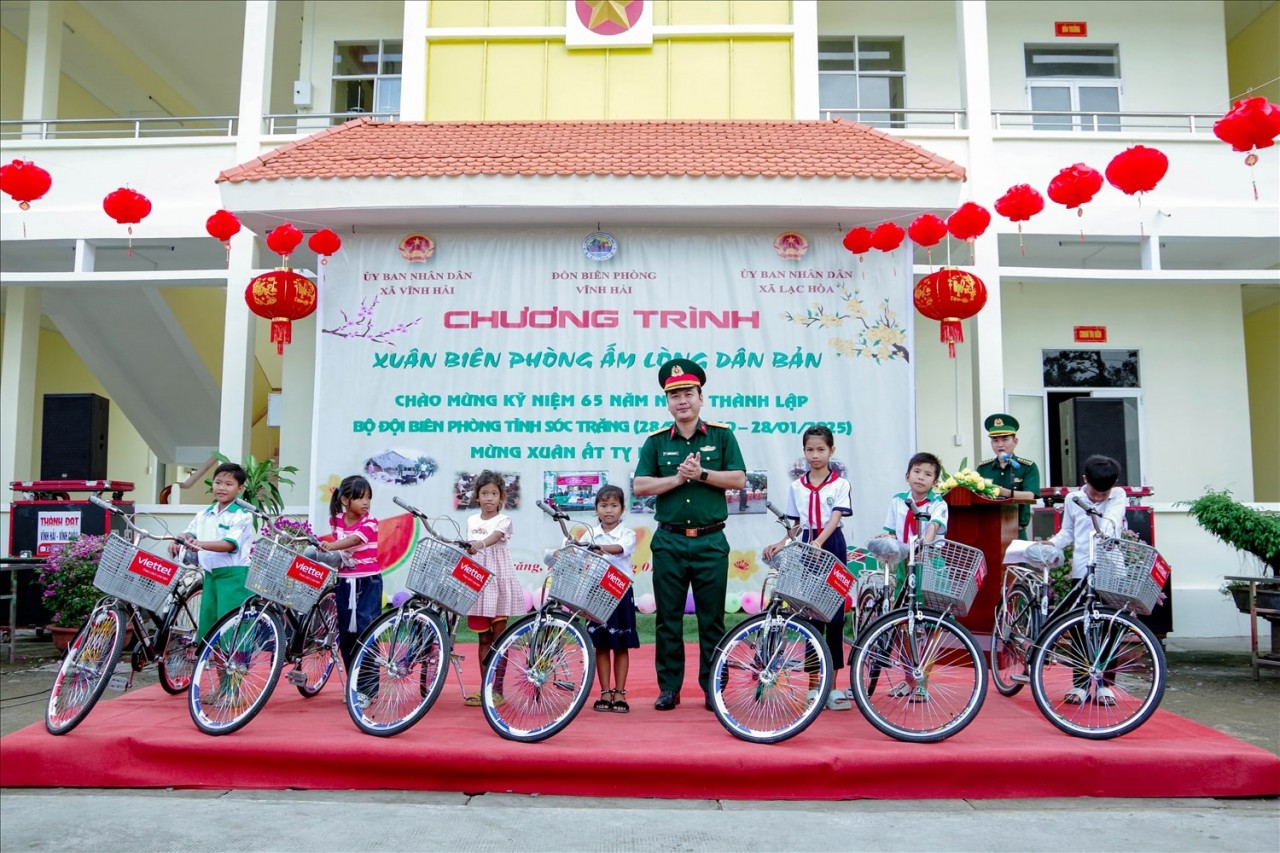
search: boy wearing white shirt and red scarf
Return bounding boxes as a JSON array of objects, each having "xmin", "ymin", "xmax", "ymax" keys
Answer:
[
  {"xmin": 763, "ymin": 426, "xmax": 852, "ymax": 711},
  {"xmin": 878, "ymin": 452, "xmax": 949, "ymax": 549}
]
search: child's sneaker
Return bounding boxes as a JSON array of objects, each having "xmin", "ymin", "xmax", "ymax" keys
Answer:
[
  {"xmin": 1063, "ymin": 687, "xmax": 1087, "ymax": 705},
  {"xmin": 464, "ymin": 691, "xmax": 482, "ymax": 707},
  {"xmin": 908, "ymin": 685, "xmax": 930, "ymax": 703},
  {"xmin": 806, "ymin": 688, "xmax": 820, "ymax": 707},
  {"xmin": 1095, "ymin": 686, "xmax": 1117, "ymax": 706},
  {"xmin": 888, "ymin": 681, "xmax": 913, "ymax": 699},
  {"xmin": 826, "ymin": 689, "xmax": 851, "ymax": 711}
]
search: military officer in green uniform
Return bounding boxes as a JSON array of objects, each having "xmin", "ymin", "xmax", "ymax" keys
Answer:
[
  {"xmin": 634, "ymin": 359, "xmax": 746, "ymax": 711},
  {"xmin": 976, "ymin": 413, "xmax": 1041, "ymax": 539}
]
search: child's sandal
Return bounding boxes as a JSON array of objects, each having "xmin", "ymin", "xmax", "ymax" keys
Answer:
[
  {"xmin": 592, "ymin": 689, "xmax": 615, "ymax": 712},
  {"xmin": 611, "ymin": 689, "xmax": 630, "ymax": 714}
]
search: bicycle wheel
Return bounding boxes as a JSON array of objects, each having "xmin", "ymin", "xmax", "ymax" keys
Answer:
[
  {"xmin": 709, "ymin": 611, "xmax": 831, "ymax": 744},
  {"xmin": 188, "ymin": 603, "xmax": 284, "ymax": 736},
  {"xmin": 991, "ymin": 582, "xmax": 1034, "ymax": 697},
  {"xmin": 158, "ymin": 578, "xmax": 203, "ymax": 695},
  {"xmin": 295, "ymin": 590, "xmax": 340, "ymax": 697},
  {"xmin": 46, "ymin": 603, "xmax": 127, "ymax": 735},
  {"xmin": 482, "ymin": 611, "xmax": 594, "ymax": 743},
  {"xmin": 1029, "ymin": 606, "xmax": 1165, "ymax": 739},
  {"xmin": 346, "ymin": 606, "xmax": 450, "ymax": 737},
  {"xmin": 851, "ymin": 608, "xmax": 987, "ymax": 743}
]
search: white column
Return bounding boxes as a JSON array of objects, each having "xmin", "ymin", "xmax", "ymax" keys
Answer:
[
  {"xmin": 792, "ymin": 0, "xmax": 819, "ymax": 120},
  {"xmin": 219, "ymin": 0, "xmax": 277, "ymax": 459},
  {"xmin": 956, "ymin": 0, "xmax": 1005, "ymax": 445},
  {"xmin": 401, "ymin": 1, "xmax": 429, "ymax": 121},
  {"xmin": 1, "ymin": 289, "xmax": 43, "ymax": 486},
  {"xmin": 23, "ymin": 0, "xmax": 64, "ymax": 135}
]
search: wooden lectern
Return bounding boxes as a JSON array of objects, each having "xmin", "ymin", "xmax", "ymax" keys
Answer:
[{"xmin": 943, "ymin": 488, "xmax": 1033, "ymax": 635}]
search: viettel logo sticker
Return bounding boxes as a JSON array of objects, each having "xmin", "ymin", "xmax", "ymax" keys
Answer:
[
  {"xmin": 577, "ymin": 0, "xmax": 644, "ymax": 35},
  {"xmin": 287, "ymin": 557, "xmax": 329, "ymax": 589},
  {"xmin": 452, "ymin": 557, "xmax": 492, "ymax": 592},
  {"xmin": 128, "ymin": 551, "xmax": 178, "ymax": 585},
  {"xmin": 599, "ymin": 565, "xmax": 631, "ymax": 599},
  {"xmin": 825, "ymin": 562, "xmax": 854, "ymax": 597}
]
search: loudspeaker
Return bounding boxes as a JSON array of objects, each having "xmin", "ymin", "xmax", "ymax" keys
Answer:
[
  {"xmin": 40, "ymin": 393, "xmax": 110, "ymax": 480},
  {"xmin": 1058, "ymin": 397, "xmax": 1140, "ymax": 487}
]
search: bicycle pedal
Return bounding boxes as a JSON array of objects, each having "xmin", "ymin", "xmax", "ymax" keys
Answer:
[
  {"xmin": 286, "ymin": 669, "xmax": 309, "ymax": 686},
  {"xmin": 107, "ymin": 663, "xmax": 134, "ymax": 692},
  {"xmin": 1012, "ymin": 674, "xmax": 1029, "ymax": 683}
]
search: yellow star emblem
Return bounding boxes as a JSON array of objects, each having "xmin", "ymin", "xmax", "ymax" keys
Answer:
[{"xmin": 583, "ymin": 0, "xmax": 636, "ymax": 31}]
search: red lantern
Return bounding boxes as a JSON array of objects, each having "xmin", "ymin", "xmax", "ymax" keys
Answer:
[
  {"xmin": 994, "ymin": 184, "xmax": 1045, "ymax": 256},
  {"xmin": 0, "ymin": 160, "xmax": 52, "ymax": 210},
  {"xmin": 266, "ymin": 223, "xmax": 304, "ymax": 260},
  {"xmin": 244, "ymin": 269, "xmax": 318, "ymax": 355},
  {"xmin": 913, "ymin": 267, "xmax": 988, "ymax": 359},
  {"xmin": 308, "ymin": 228, "xmax": 342, "ymax": 261},
  {"xmin": 907, "ymin": 214, "xmax": 948, "ymax": 248},
  {"xmin": 1106, "ymin": 146, "xmax": 1168, "ymax": 198},
  {"xmin": 841, "ymin": 227, "xmax": 874, "ymax": 255},
  {"xmin": 946, "ymin": 202, "xmax": 991, "ymax": 242},
  {"xmin": 103, "ymin": 188, "xmax": 152, "ymax": 255},
  {"xmin": 1213, "ymin": 97, "xmax": 1280, "ymax": 199},
  {"xmin": 1047, "ymin": 164, "xmax": 1103, "ymax": 213},
  {"xmin": 206, "ymin": 209, "xmax": 241, "ymax": 243},
  {"xmin": 871, "ymin": 222, "xmax": 905, "ymax": 252}
]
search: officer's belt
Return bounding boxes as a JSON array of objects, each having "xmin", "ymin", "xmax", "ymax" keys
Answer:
[{"xmin": 658, "ymin": 522, "xmax": 726, "ymax": 538}]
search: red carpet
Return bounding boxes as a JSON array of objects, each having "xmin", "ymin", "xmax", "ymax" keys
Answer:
[{"xmin": 3, "ymin": 644, "xmax": 1278, "ymax": 799}]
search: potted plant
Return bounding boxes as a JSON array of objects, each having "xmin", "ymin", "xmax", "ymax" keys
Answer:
[
  {"xmin": 37, "ymin": 534, "xmax": 108, "ymax": 652},
  {"xmin": 1181, "ymin": 490, "xmax": 1280, "ymax": 614}
]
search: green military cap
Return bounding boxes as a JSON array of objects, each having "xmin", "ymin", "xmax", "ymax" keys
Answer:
[
  {"xmin": 984, "ymin": 413, "xmax": 1019, "ymax": 436},
  {"xmin": 658, "ymin": 358, "xmax": 706, "ymax": 392}
]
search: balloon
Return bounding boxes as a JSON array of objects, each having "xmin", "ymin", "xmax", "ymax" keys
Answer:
[
  {"xmin": 685, "ymin": 591, "xmax": 696, "ymax": 614},
  {"xmin": 390, "ymin": 591, "xmax": 412, "ymax": 608},
  {"xmin": 725, "ymin": 592, "xmax": 742, "ymax": 613},
  {"xmin": 740, "ymin": 591, "xmax": 762, "ymax": 615},
  {"xmin": 635, "ymin": 593, "xmax": 657, "ymax": 614}
]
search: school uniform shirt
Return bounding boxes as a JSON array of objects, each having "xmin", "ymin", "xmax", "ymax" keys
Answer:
[
  {"xmin": 183, "ymin": 502, "xmax": 254, "ymax": 572},
  {"xmin": 331, "ymin": 514, "xmax": 380, "ymax": 578},
  {"xmin": 583, "ymin": 523, "xmax": 638, "ymax": 579},
  {"xmin": 1048, "ymin": 487, "xmax": 1127, "ymax": 579},
  {"xmin": 882, "ymin": 491, "xmax": 948, "ymax": 543},
  {"xmin": 782, "ymin": 471, "xmax": 851, "ymax": 536}
]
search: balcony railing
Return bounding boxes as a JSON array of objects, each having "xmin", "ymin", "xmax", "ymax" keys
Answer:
[
  {"xmin": 818, "ymin": 108, "xmax": 967, "ymax": 130},
  {"xmin": 991, "ymin": 110, "xmax": 1221, "ymax": 133},
  {"xmin": 0, "ymin": 116, "xmax": 238, "ymax": 140},
  {"xmin": 263, "ymin": 111, "xmax": 400, "ymax": 134}
]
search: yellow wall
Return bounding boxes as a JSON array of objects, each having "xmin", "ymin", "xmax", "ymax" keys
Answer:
[
  {"xmin": 0, "ymin": 25, "xmax": 116, "ymax": 123},
  {"xmin": 1244, "ymin": 302, "xmax": 1280, "ymax": 502},
  {"xmin": 1227, "ymin": 2, "xmax": 1280, "ymax": 104},
  {"xmin": 425, "ymin": 0, "xmax": 793, "ymax": 120},
  {"xmin": 159, "ymin": 288, "xmax": 227, "ymax": 383}
]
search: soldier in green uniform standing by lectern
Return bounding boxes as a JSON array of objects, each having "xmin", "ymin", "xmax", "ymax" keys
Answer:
[
  {"xmin": 976, "ymin": 413, "xmax": 1041, "ymax": 540},
  {"xmin": 634, "ymin": 359, "xmax": 746, "ymax": 711}
]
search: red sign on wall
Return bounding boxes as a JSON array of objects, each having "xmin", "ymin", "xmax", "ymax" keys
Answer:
[
  {"xmin": 1055, "ymin": 21, "xmax": 1088, "ymax": 37},
  {"xmin": 1074, "ymin": 325, "xmax": 1107, "ymax": 343}
]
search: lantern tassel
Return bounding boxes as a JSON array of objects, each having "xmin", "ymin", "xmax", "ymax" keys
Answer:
[
  {"xmin": 270, "ymin": 319, "xmax": 292, "ymax": 356},
  {"xmin": 940, "ymin": 318, "xmax": 963, "ymax": 359},
  {"xmin": 127, "ymin": 225, "xmax": 133, "ymax": 257},
  {"xmin": 1017, "ymin": 223, "xmax": 1025, "ymax": 257}
]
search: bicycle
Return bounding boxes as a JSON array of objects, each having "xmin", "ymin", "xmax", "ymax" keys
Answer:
[
  {"xmin": 46, "ymin": 496, "xmax": 204, "ymax": 735},
  {"xmin": 187, "ymin": 500, "xmax": 343, "ymax": 735},
  {"xmin": 849, "ymin": 505, "xmax": 988, "ymax": 742},
  {"xmin": 707, "ymin": 502, "xmax": 852, "ymax": 743},
  {"xmin": 1021, "ymin": 499, "xmax": 1167, "ymax": 739},
  {"xmin": 345, "ymin": 496, "xmax": 492, "ymax": 736},
  {"xmin": 480, "ymin": 499, "xmax": 632, "ymax": 743}
]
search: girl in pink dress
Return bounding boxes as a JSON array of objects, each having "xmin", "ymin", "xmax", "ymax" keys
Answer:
[{"xmin": 463, "ymin": 471, "xmax": 524, "ymax": 705}]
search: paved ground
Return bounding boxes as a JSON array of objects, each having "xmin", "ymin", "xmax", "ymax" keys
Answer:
[{"xmin": 1, "ymin": 630, "xmax": 1277, "ymax": 851}]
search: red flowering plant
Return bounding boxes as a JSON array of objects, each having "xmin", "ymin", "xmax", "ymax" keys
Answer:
[{"xmin": 37, "ymin": 534, "xmax": 107, "ymax": 627}]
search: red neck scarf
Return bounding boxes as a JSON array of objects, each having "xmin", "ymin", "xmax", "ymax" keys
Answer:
[
  {"xmin": 802, "ymin": 470, "xmax": 837, "ymax": 532},
  {"xmin": 903, "ymin": 497, "xmax": 931, "ymax": 543}
]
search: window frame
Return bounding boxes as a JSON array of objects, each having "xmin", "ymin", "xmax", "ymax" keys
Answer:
[
  {"xmin": 331, "ymin": 39, "xmax": 403, "ymax": 120},
  {"xmin": 1024, "ymin": 44, "xmax": 1122, "ymax": 132},
  {"xmin": 818, "ymin": 36, "xmax": 907, "ymax": 128}
]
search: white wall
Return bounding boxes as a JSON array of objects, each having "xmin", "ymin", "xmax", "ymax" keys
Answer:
[
  {"xmin": 986, "ymin": 0, "xmax": 1230, "ymax": 115},
  {"xmin": 295, "ymin": 0, "xmax": 406, "ymax": 122}
]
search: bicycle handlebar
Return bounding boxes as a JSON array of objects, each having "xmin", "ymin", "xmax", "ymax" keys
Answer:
[
  {"xmin": 535, "ymin": 500, "xmax": 601, "ymax": 551},
  {"xmin": 393, "ymin": 495, "xmax": 467, "ymax": 548},
  {"xmin": 90, "ymin": 494, "xmax": 190, "ymax": 547}
]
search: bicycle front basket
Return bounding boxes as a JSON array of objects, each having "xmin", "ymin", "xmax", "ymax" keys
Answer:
[
  {"xmin": 404, "ymin": 537, "xmax": 491, "ymax": 617},
  {"xmin": 93, "ymin": 534, "xmax": 183, "ymax": 613},
  {"xmin": 767, "ymin": 541, "xmax": 853, "ymax": 622},
  {"xmin": 918, "ymin": 540, "xmax": 987, "ymax": 617},
  {"xmin": 547, "ymin": 545, "xmax": 631, "ymax": 624},
  {"xmin": 1093, "ymin": 537, "xmax": 1162, "ymax": 616},
  {"xmin": 246, "ymin": 537, "xmax": 336, "ymax": 612}
]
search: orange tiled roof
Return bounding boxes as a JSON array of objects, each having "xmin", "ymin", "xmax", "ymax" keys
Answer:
[{"xmin": 218, "ymin": 118, "xmax": 965, "ymax": 183}]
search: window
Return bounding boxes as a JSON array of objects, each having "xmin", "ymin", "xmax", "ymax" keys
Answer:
[
  {"xmin": 332, "ymin": 40, "xmax": 402, "ymax": 121},
  {"xmin": 1041, "ymin": 349, "xmax": 1139, "ymax": 388},
  {"xmin": 818, "ymin": 37, "xmax": 905, "ymax": 128},
  {"xmin": 1025, "ymin": 45, "xmax": 1120, "ymax": 131}
]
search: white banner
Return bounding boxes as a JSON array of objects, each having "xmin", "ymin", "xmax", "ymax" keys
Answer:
[{"xmin": 311, "ymin": 227, "xmax": 914, "ymax": 614}]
